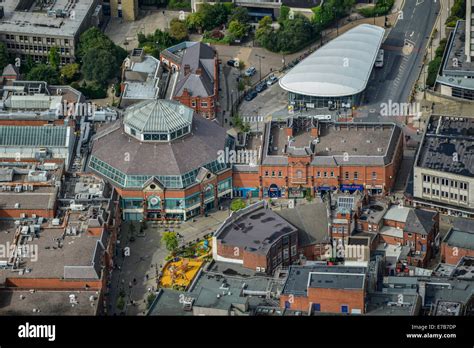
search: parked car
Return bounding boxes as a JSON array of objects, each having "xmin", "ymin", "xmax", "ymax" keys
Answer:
[
  {"xmin": 244, "ymin": 90, "xmax": 257, "ymax": 101},
  {"xmin": 227, "ymin": 59, "xmax": 238, "ymax": 67},
  {"xmin": 244, "ymin": 67, "xmax": 256, "ymax": 77},
  {"xmin": 267, "ymin": 75, "xmax": 278, "ymax": 86},
  {"xmin": 256, "ymin": 82, "xmax": 267, "ymax": 93}
]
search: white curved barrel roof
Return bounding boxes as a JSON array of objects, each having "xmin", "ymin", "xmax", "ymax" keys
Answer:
[{"xmin": 279, "ymin": 24, "xmax": 385, "ymax": 97}]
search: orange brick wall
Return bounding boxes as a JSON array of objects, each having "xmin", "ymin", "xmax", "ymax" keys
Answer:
[
  {"xmin": 280, "ymin": 287, "xmax": 365, "ymax": 314},
  {"xmin": 441, "ymin": 244, "xmax": 474, "ymax": 265}
]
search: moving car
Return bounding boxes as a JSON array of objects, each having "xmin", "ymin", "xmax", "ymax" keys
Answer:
[
  {"xmin": 267, "ymin": 75, "xmax": 278, "ymax": 86},
  {"xmin": 244, "ymin": 90, "xmax": 257, "ymax": 101},
  {"xmin": 244, "ymin": 67, "xmax": 256, "ymax": 77}
]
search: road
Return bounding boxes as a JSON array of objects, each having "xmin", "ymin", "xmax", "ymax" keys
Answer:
[{"xmin": 356, "ymin": 0, "xmax": 440, "ymax": 124}]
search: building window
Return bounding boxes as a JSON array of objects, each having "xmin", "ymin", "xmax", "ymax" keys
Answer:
[
  {"xmin": 316, "ymin": 171, "xmax": 321, "ymax": 178},
  {"xmin": 353, "ymin": 172, "xmax": 358, "ymax": 180},
  {"xmin": 296, "ymin": 170, "xmax": 303, "ymax": 178},
  {"xmin": 264, "ymin": 171, "xmax": 269, "ymax": 176},
  {"xmin": 191, "ymin": 101, "xmax": 196, "ymax": 107},
  {"xmin": 372, "ymin": 172, "xmax": 377, "ymax": 180},
  {"xmin": 201, "ymin": 101, "xmax": 208, "ymax": 107},
  {"xmin": 344, "ymin": 172, "xmax": 349, "ymax": 180},
  {"xmin": 278, "ymin": 171, "xmax": 282, "ymax": 177},
  {"xmin": 271, "ymin": 171, "xmax": 275, "ymax": 177},
  {"xmin": 330, "ymin": 171, "xmax": 334, "ymax": 177},
  {"xmin": 323, "ymin": 171, "xmax": 327, "ymax": 178}
]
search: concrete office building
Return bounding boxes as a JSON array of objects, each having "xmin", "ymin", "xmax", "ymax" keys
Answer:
[
  {"xmin": 413, "ymin": 115, "xmax": 474, "ymax": 217},
  {"xmin": 0, "ymin": 0, "xmax": 101, "ymax": 65},
  {"xmin": 106, "ymin": 0, "xmax": 138, "ymax": 21}
]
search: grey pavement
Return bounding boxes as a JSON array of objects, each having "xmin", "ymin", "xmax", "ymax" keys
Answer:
[{"xmin": 107, "ymin": 207, "xmax": 232, "ymax": 315}]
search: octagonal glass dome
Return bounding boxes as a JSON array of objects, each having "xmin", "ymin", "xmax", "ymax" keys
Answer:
[{"xmin": 123, "ymin": 99, "xmax": 194, "ymax": 142}]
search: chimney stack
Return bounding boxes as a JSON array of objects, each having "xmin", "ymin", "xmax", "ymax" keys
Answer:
[{"xmin": 184, "ymin": 64, "xmax": 191, "ymax": 76}]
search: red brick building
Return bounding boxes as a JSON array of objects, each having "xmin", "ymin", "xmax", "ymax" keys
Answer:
[
  {"xmin": 213, "ymin": 201, "xmax": 298, "ymax": 273},
  {"xmin": 233, "ymin": 119, "xmax": 403, "ymax": 200},
  {"xmin": 441, "ymin": 219, "xmax": 474, "ymax": 265},
  {"xmin": 160, "ymin": 42, "xmax": 218, "ymax": 119},
  {"xmin": 378, "ymin": 205, "xmax": 439, "ymax": 267},
  {"xmin": 280, "ymin": 265, "xmax": 367, "ymax": 314}
]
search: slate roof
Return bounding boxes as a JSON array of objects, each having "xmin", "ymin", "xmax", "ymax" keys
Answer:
[
  {"xmin": 275, "ymin": 202, "xmax": 330, "ymax": 247},
  {"xmin": 173, "ymin": 42, "xmax": 216, "ymax": 98},
  {"xmin": 91, "ymin": 114, "xmax": 227, "ymax": 177},
  {"xmin": 404, "ymin": 209, "xmax": 437, "ymax": 235}
]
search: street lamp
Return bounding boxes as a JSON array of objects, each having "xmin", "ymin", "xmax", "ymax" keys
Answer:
[{"xmin": 255, "ymin": 54, "xmax": 265, "ymax": 83}]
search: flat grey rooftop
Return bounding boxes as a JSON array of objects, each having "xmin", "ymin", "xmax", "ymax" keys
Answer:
[
  {"xmin": 215, "ymin": 202, "xmax": 298, "ymax": 255},
  {"xmin": 416, "ymin": 115, "xmax": 474, "ymax": 177},
  {"xmin": 282, "ymin": 265, "xmax": 366, "ymax": 296},
  {"xmin": 308, "ymin": 272, "xmax": 365, "ymax": 290},
  {"xmin": 443, "ymin": 20, "xmax": 474, "ymax": 73},
  {"xmin": 366, "ymin": 292, "xmax": 419, "ymax": 315},
  {"xmin": 0, "ymin": 0, "xmax": 96, "ymax": 37},
  {"xmin": 147, "ymin": 289, "xmax": 194, "ymax": 316},
  {"xmin": 0, "ymin": 290, "xmax": 99, "ymax": 315}
]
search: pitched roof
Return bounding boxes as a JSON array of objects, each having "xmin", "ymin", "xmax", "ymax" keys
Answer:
[
  {"xmin": 2, "ymin": 64, "xmax": 19, "ymax": 76},
  {"xmin": 275, "ymin": 202, "xmax": 330, "ymax": 247},
  {"xmin": 174, "ymin": 42, "xmax": 216, "ymax": 98},
  {"xmin": 124, "ymin": 99, "xmax": 193, "ymax": 133},
  {"xmin": 404, "ymin": 209, "xmax": 437, "ymax": 235}
]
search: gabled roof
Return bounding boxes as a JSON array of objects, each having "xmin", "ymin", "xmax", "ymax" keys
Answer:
[
  {"xmin": 174, "ymin": 42, "xmax": 216, "ymax": 98},
  {"xmin": 404, "ymin": 209, "xmax": 437, "ymax": 235},
  {"xmin": 2, "ymin": 64, "xmax": 19, "ymax": 77}
]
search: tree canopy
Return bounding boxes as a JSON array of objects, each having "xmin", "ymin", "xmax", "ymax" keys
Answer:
[
  {"xmin": 26, "ymin": 64, "xmax": 59, "ymax": 84},
  {"xmin": 78, "ymin": 27, "xmax": 127, "ymax": 86},
  {"xmin": 169, "ymin": 19, "xmax": 188, "ymax": 41}
]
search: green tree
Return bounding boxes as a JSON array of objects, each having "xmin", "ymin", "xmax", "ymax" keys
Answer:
[
  {"xmin": 228, "ymin": 20, "xmax": 247, "ymax": 40},
  {"xmin": 138, "ymin": 29, "xmax": 177, "ymax": 58},
  {"xmin": 228, "ymin": 6, "xmax": 250, "ymax": 24},
  {"xmin": 48, "ymin": 46, "xmax": 60, "ymax": 70},
  {"xmin": 162, "ymin": 231, "xmax": 179, "ymax": 253},
  {"xmin": 230, "ymin": 198, "xmax": 246, "ymax": 212},
  {"xmin": 0, "ymin": 42, "xmax": 10, "ymax": 72},
  {"xmin": 81, "ymin": 49, "xmax": 119, "ymax": 84},
  {"xmin": 60, "ymin": 63, "xmax": 80, "ymax": 83},
  {"xmin": 199, "ymin": 3, "xmax": 231, "ymax": 31},
  {"xmin": 186, "ymin": 11, "xmax": 205, "ymax": 31},
  {"xmin": 169, "ymin": 19, "xmax": 188, "ymax": 41},
  {"xmin": 278, "ymin": 5, "xmax": 291, "ymax": 23},
  {"xmin": 26, "ymin": 64, "xmax": 59, "ymax": 84}
]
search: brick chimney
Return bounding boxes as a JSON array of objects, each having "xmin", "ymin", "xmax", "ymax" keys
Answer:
[
  {"xmin": 183, "ymin": 64, "xmax": 191, "ymax": 76},
  {"xmin": 285, "ymin": 126, "xmax": 293, "ymax": 137},
  {"xmin": 310, "ymin": 125, "xmax": 319, "ymax": 137},
  {"xmin": 195, "ymin": 68, "xmax": 202, "ymax": 76}
]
